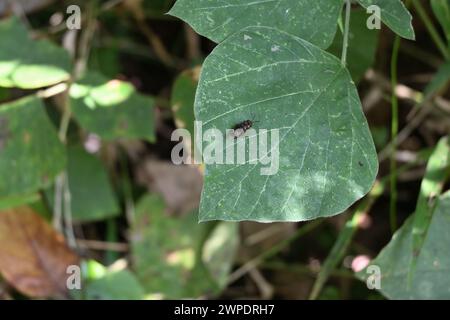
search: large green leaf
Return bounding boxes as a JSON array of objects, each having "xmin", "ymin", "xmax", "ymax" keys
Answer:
[
  {"xmin": 357, "ymin": 191, "xmax": 450, "ymax": 299},
  {"xmin": 196, "ymin": 26, "xmax": 378, "ymax": 222},
  {"xmin": 0, "ymin": 17, "xmax": 71, "ymax": 89},
  {"xmin": 169, "ymin": 0, "xmax": 343, "ymax": 49},
  {"xmin": 130, "ymin": 195, "xmax": 238, "ymax": 298},
  {"xmin": 0, "ymin": 96, "xmax": 66, "ymax": 198},
  {"xmin": 356, "ymin": 0, "xmax": 415, "ymax": 40},
  {"xmin": 328, "ymin": 8, "xmax": 380, "ymax": 82},
  {"xmin": 70, "ymin": 72, "xmax": 155, "ymax": 142}
]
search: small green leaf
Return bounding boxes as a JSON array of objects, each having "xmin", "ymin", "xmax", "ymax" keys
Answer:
[
  {"xmin": 357, "ymin": 191, "xmax": 450, "ymax": 299},
  {"xmin": 411, "ymin": 137, "xmax": 450, "ymax": 272},
  {"xmin": 356, "ymin": 0, "xmax": 415, "ymax": 40},
  {"xmin": 0, "ymin": 17, "xmax": 71, "ymax": 89},
  {"xmin": 196, "ymin": 26, "xmax": 378, "ymax": 222},
  {"xmin": 202, "ymin": 222, "xmax": 239, "ymax": 289},
  {"xmin": 424, "ymin": 61, "xmax": 450, "ymax": 97},
  {"xmin": 67, "ymin": 146, "xmax": 119, "ymax": 222},
  {"xmin": 169, "ymin": 0, "xmax": 343, "ymax": 49},
  {"xmin": 0, "ymin": 96, "xmax": 66, "ymax": 198},
  {"xmin": 70, "ymin": 72, "xmax": 155, "ymax": 142},
  {"xmin": 0, "ymin": 193, "xmax": 41, "ymax": 211},
  {"xmin": 85, "ymin": 268, "xmax": 146, "ymax": 300},
  {"xmin": 431, "ymin": 0, "xmax": 450, "ymax": 46},
  {"xmin": 328, "ymin": 8, "xmax": 380, "ymax": 82}
]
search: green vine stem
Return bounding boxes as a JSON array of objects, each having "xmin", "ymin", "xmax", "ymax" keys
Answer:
[
  {"xmin": 389, "ymin": 34, "xmax": 401, "ymax": 234},
  {"xmin": 341, "ymin": 0, "xmax": 352, "ymax": 66}
]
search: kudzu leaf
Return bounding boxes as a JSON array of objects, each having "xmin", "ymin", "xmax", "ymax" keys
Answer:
[
  {"xmin": 0, "ymin": 17, "xmax": 71, "ymax": 89},
  {"xmin": 195, "ymin": 26, "xmax": 378, "ymax": 222},
  {"xmin": 0, "ymin": 96, "xmax": 66, "ymax": 198},
  {"xmin": 169, "ymin": 0, "xmax": 343, "ymax": 49},
  {"xmin": 356, "ymin": 0, "xmax": 415, "ymax": 40},
  {"xmin": 70, "ymin": 72, "xmax": 155, "ymax": 142}
]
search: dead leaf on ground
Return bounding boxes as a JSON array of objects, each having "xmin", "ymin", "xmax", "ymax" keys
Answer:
[
  {"xmin": 136, "ymin": 158, "xmax": 203, "ymax": 215},
  {"xmin": 0, "ymin": 206, "xmax": 79, "ymax": 298}
]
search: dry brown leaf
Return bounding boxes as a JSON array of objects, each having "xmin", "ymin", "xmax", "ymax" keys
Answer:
[
  {"xmin": 0, "ymin": 206, "xmax": 79, "ymax": 298},
  {"xmin": 136, "ymin": 159, "xmax": 203, "ymax": 215}
]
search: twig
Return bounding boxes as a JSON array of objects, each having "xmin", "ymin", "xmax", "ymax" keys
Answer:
[
  {"xmin": 378, "ymin": 102, "xmax": 434, "ymax": 162},
  {"xmin": 76, "ymin": 239, "xmax": 129, "ymax": 252},
  {"xmin": 308, "ymin": 182, "xmax": 384, "ymax": 300},
  {"xmin": 53, "ymin": 175, "xmax": 64, "ymax": 232},
  {"xmin": 127, "ymin": 1, "xmax": 178, "ymax": 68},
  {"xmin": 63, "ymin": 172, "xmax": 77, "ymax": 248},
  {"xmin": 248, "ymin": 268, "xmax": 274, "ymax": 299},
  {"xmin": 184, "ymin": 24, "xmax": 201, "ymax": 60},
  {"xmin": 262, "ymin": 261, "xmax": 354, "ymax": 279},
  {"xmin": 53, "ymin": 2, "xmax": 97, "ymax": 248},
  {"xmin": 227, "ymin": 220, "xmax": 322, "ymax": 285},
  {"xmin": 37, "ymin": 83, "xmax": 69, "ymax": 99}
]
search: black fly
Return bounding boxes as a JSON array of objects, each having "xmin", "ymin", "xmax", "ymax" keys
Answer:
[{"xmin": 231, "ymin": 118, "xmax": 259, "ymax": 139}]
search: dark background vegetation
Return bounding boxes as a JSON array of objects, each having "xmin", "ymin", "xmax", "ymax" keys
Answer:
[{"xmin": 0, "ymin": 0, "xmax": 449, "ymax": 300}]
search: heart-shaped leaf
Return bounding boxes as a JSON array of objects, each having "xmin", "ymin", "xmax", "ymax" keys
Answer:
[
  {"xmin": 195, "ymin": 26, "xmax": 378, "ymax": 222},
  {"xmin": 169, "ymin": 0, "xmax": 343, "ymax": 49}
]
